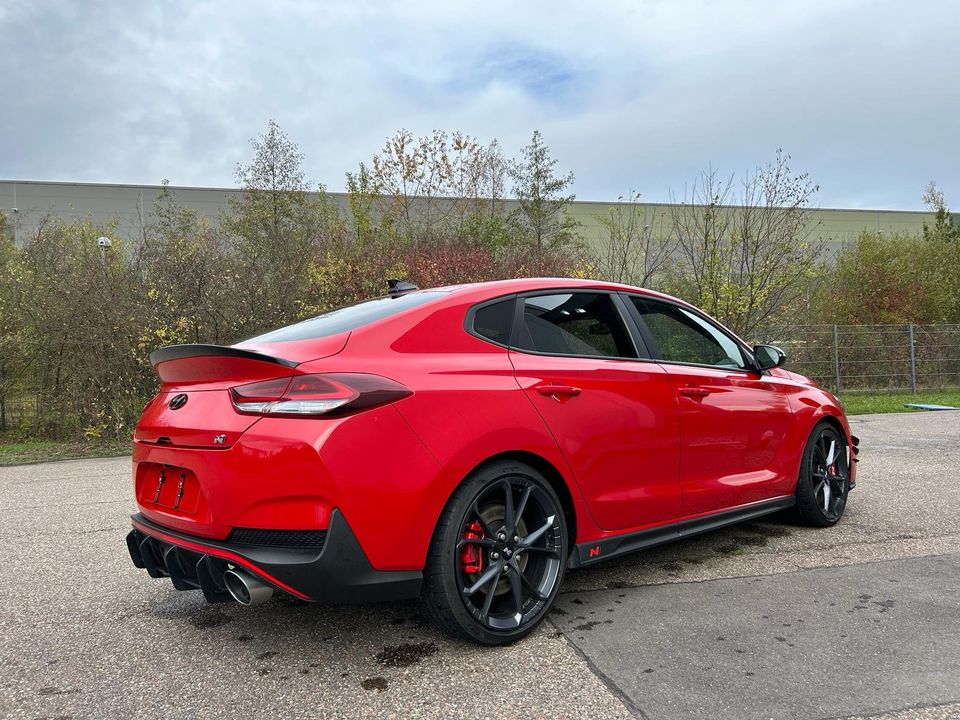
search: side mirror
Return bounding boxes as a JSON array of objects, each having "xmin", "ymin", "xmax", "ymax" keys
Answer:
[{"xmin": 754, "ymin": 344, "xmax": 786, "ymax": 371}]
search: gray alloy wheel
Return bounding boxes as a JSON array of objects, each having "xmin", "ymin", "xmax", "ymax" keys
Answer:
[
  {"xmin": 794, "ymin": 422, "xmax": 850, "ymax": 527},
  {"xmin": 420, "ymin": 461, "xmax": 567, "ymax": 645}
]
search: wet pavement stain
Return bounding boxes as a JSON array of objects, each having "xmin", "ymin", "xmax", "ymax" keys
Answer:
[
  {"xmin": 362, "ymin": 677, "xmax": 388, "ymax": 692},
  {"xmin": 573, "ymin": 620, "xmax": 614, "ymax": 632},
  {"xmin": 573, "ymin": 621, "xmax": 603, "ymax": 632},
  {"xmin": 189, "ymin": 607, "xmax": 234, "ymax": 629},
  {"xmin": 740, "ymin": 522, "xmax": 791, "ymax": 538},
  {"xmin": 375, "ymin": 642, "xmax": 438, "ymax": 668},
  {"xmin": 657, "ymin": 560, "xmax": 684, "ymax": 572},
  {"xmin": 716, "ymin": 543, "xmax": 743, "ymax": 555},
  {"xmin": 874, "ymin": 599, "xmax": 896, "ymax": 612}
]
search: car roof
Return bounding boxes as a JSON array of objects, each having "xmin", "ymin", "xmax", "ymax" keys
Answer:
[
  {"xmin": 430, "ymin": 277, "xmax": 688, "ymax": 306},
  {"xmin": 421, "ymin": 278, "xmax": 754, "ymax": 352}
]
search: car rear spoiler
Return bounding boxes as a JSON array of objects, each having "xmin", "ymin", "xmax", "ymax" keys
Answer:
[
  {"xmin": 149, "ymin": 344, "xmax": 298, "ymax": 369},
  {"xmin": 149, "ymin": 344, "xmax": 299, "ymax": 387}
]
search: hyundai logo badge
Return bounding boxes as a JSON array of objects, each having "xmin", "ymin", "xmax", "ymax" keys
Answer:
[{"xmin": 169, "ymin": 393, "xmax": 188, "ymax": 410}]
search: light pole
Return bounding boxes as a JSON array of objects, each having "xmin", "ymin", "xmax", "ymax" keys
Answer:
[{"xmin": 97, "ymin": 236, "xmax": 112, "ymax": 265}]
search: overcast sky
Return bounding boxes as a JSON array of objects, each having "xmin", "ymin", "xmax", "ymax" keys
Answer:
[{"xmin": 1, "ymin": 0, "xmax": 958, "ymax": 209}]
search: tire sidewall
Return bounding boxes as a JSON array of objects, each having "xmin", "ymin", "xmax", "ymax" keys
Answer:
[
  {"xmin": 431, "ymin": 461, "xmax": 568, "ymax": 645},
  {"xmin": 796, "ymin": 421, "xmax": 848, "ymax": 527}
]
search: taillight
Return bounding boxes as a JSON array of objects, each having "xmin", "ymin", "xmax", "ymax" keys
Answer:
[{"xmin": 230, "ymin": 373, "xmax": 412, "ymax": 418}]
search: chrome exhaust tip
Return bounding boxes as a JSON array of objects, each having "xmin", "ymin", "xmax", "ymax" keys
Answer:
[{"xmin": 223, "ymin": 568, "xmax": 274, "ymax": 606}]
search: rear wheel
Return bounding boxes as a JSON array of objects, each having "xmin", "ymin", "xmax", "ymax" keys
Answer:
[
  {"xmin": 794, "ymin": 422, "xmax": 850, "ymax": 527},
  {"xmin": 421, "ymin": 460, "xmax": 567, "ymax": 645}
]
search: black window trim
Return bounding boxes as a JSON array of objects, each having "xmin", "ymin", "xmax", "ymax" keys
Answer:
[
  {"xmin": 618, "ymin": 292, "xmax": 762, "ymax": 374},
  {"xmin": 472, "ymin": 287, "xmax": 656, "ymax": 362}
]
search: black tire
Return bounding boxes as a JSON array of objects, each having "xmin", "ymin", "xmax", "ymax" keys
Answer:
[
  {"xmin": 420, "ymin": 460, "xmax": 568, "ymax": 645},
  {"xmin": 793, "ymin": 421, "xmax": 850, "ymax": 527}
]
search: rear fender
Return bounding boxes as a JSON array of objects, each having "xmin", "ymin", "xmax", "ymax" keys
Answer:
[{"xmin": 396, "ymin": 410, "xmax": 597, "ymax": 561}]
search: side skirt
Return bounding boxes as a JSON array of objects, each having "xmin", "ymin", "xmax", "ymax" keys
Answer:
[{"xmin": 569, "ymin": 496, "xmax": 796, "ymax": 569}]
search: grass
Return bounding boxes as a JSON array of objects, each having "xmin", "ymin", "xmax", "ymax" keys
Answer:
[
  {"xmin": 840, "ymin": 390, "xmax": 960, "ymax": 415},
  {"xmin": 0, "ymin": 438, "xmax": 130, "ymax": 466}
]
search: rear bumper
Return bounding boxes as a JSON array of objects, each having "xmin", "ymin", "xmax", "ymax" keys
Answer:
[
  {"xmin": 126, "ymin": 510, "xmax": 422, "ymax": 604},
  {"xmin": 131, "ymin": 404, "xmax": 445, "ymax": 571}
]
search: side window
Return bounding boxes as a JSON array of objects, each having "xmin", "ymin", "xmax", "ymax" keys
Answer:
[
  {"xmin": 631, "ymin": 297, "xmax": 746, "ymax": 369},
  {"xmin": 472, "ymin": 298, "xmax": 515, "ymax": 345},
  {"xmin": 516, "ymin": 293, "xmax": 636, "ymax": 358}
]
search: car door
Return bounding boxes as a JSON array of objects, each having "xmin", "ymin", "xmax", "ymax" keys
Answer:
[
  {"xmin": 624, "ymin": 295, "xmax": 796, "ymax": 517},
  {"xmin": 507, "ymin": 290, "xmax": 682, "ymax": 532}
]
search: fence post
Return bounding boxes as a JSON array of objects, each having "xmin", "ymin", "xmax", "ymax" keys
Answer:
[
  {"xmin": 908, "ymin": 324, "xmax": 917, "ymax": 394},
  {"xmin": 832, "ymin": 324, "xmax": 841, "ymax": 394}
]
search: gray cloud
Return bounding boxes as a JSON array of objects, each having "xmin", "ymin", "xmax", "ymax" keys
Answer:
[{"xmin": 1, "ymin": 0, "xmax": 958, "ymax": 208}]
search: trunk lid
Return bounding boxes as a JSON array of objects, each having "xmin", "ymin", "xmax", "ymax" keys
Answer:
[
  {"xmin": 135, "ymin": 337, "xmax": 346, "ymax": 448},
  {"xmin": 135, "ymin": 388, "xmax": 263, "ymax": 448}
]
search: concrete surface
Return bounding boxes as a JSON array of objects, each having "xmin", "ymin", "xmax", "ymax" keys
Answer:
[
  {"xmin": 1, "ymin": 411, "xmax": 958, "ymax": 719},
  {"xmin": 554, "ymin": 555, "xmax": 959, "ymax": 720}
]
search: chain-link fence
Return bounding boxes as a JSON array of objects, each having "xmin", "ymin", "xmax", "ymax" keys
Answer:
[{"xmin": 759, "ymin": 324, "xmax": 960, "ymax": 393}]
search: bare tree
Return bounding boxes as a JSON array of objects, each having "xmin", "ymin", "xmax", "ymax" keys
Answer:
[
  {"xmin": 370, "ymin": 129, "xmax": 513, "ymax": 244},
  {"xmin": 668, "ymin": 150, "xmax": 823, "ymax": 335},
  {"xmin": 596, "ymin": 192, "xmax": 675, "ymax": 287},
  {"xmin": 371, "ymin": 129, "xmax": 456, "ymax": 242}
]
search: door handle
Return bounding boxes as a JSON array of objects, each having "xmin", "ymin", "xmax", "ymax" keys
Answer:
[
  {"xmin": 679, "ymin": 386, "xmax": 711, "ymax": 399},
  {"xmin": 536, "ymin": 384, "xmax": 582, "ymax": 399}
]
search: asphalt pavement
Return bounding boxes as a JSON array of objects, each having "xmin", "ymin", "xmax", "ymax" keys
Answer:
[{"xmin": 1, "ymin": 411, "xmax": 958, "ymax": 719}]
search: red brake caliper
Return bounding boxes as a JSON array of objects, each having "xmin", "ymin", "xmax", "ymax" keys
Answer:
[{"xmin": 460, "ymin": 520, "xmax": 485, "ymax": 574}]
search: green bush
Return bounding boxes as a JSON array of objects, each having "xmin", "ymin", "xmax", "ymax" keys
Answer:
[{"xmin": 816, "ymin": 230, "xmax": 960, "ymax": 325}]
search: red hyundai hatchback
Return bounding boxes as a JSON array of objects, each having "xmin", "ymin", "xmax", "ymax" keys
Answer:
[{"xmin": 127, "ymin": 278, "xmax": 858, "ymax": 644}]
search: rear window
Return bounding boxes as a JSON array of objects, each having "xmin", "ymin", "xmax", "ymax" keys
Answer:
[
  {"xmin": 245, "ymin": 291, "xmax": 447, "ymax": 343},
  {"xmin": 515, "ymin": 292, "xmax": 637, "ymax": 358}
]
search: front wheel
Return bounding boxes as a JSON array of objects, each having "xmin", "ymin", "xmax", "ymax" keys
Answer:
[
  {"xmin": 420, "ymin": 460, "xmax": 567, "ymax": 645},
  {"xmin": 794, "ymin": 422, "xmax": 850, "ymax": 527}
]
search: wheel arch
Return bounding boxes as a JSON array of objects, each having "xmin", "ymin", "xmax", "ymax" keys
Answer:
[
  {"xmin": 808, "ymin": 407, "xmax": 851, "ymax": 447},
  {"xmin": 791, "ymin": 412, "xmax": 850, "ymax": 494},
  {"xmin": 463, "ymin": 450, "xmax": 579, "ymax": 546},
  {"xmin": 817, "ymin": 413, "xmax": 846, "ymax": 438}
]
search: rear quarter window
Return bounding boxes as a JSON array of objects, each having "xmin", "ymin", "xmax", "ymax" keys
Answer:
[{"xmin": 471, "ymin": 298, "xmax": 515, "ymax": 345}]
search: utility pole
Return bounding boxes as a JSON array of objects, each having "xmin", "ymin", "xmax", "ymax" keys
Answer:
[{"xmin": 11, "ymin": 184, "xmax": 17, "ymax": 246}]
